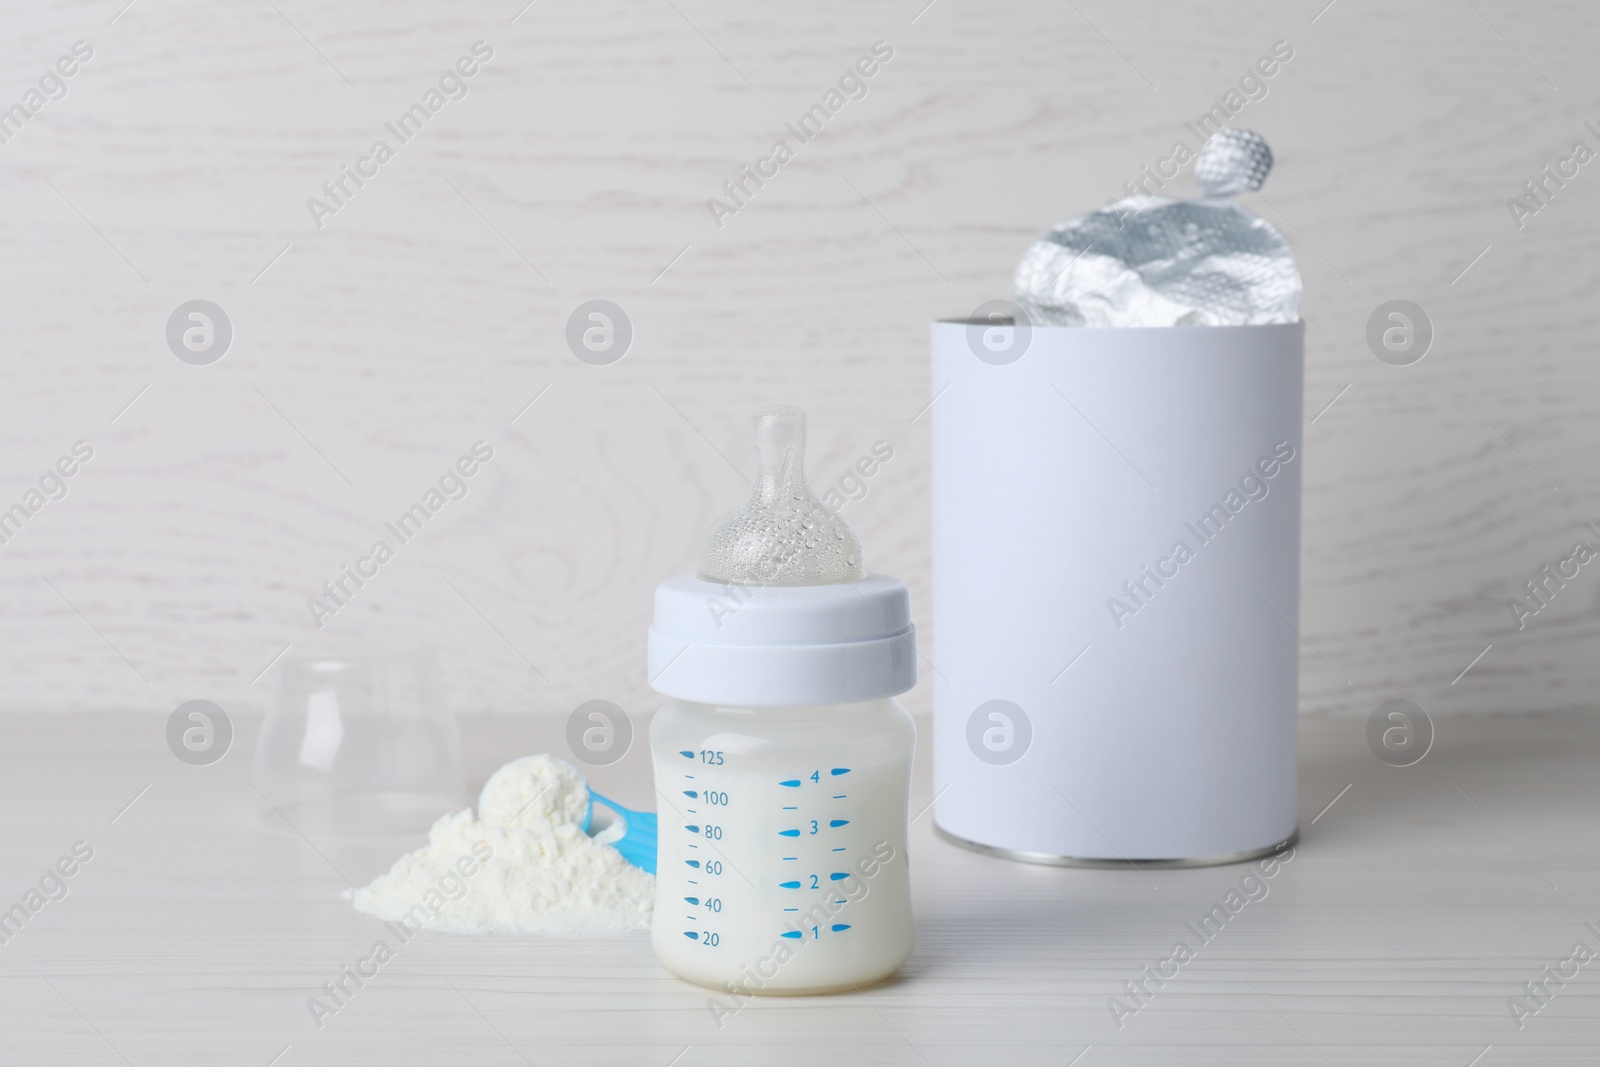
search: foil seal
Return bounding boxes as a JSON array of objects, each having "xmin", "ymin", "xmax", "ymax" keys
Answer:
[{"xmin": 1014, "ymin": 129, "xmax": 1300, "ymax": 327}]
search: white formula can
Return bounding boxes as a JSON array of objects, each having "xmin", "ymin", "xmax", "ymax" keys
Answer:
[{"xmin": 930, "ymin": 319, "xmax": 1303, "ymax": 865}]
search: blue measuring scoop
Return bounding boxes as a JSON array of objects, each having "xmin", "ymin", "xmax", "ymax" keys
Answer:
[{"xmin": 583, "ymin": 791, "xmax": 658, "ymax": 875}]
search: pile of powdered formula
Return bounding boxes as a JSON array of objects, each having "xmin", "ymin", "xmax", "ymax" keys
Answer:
[{"xmin": 347, "ymin": 754, "xmax": 653, "ymax": 937}]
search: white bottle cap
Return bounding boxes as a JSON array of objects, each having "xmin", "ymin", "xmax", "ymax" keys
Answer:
[{"xmin": 647, "ymin": 574, "xmax": 916, "ymax": 707}]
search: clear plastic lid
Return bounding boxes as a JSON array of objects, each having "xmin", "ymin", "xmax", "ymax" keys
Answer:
[
  {"xmin": 252, "ymin": 639, "xmax": 465, "ymax": 838},
  {"xmin": 697, "ymin": 406, "xmax": 863, "ymax": 586}
]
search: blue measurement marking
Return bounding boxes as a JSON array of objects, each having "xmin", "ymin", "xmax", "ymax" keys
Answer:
[
  {"xmin": 782, "ymin": 806, "xmax": 797, "ymax": 811},
  {"xmin": 779, "ymin": 880, "xmax": 801, "ymax": 889},
  {"xmin": 686, "ymin": 860, "xmax": 700, "ymax": 869},
  {"xmin": 784, "ymin": 907, "xmax": 798, "ymax": 912},
  {"xmin": 831, "ymin": 768, "xmax": 851, "ymax": 776},
  {"xmin": 830, "ymin": 819, "xmax": 849, "ymax": 827},
  {"xmin": 680, "ymin": 751, "xmax": 695, "ymax": 759},
  {"xmin": 685, "ymin": 931, "xmax": 700, "ymax": 940},
  {"xmin": 779, "ymin": 779, "xmax": 801, "ymax": 787},
  {"xmin": 782, "ymin": 856, "xmax": 797, "ymax": 861},
  {"xmin": 683, "ymin": 790, "xmax": 698, "ymax": 798},
  {"xmin": 689, "ymin": 844, "xmax": 699, "ymax": 849},
  {"xmin": 687, "ymin": 880, "xmax": 698, "ymax": 885},
  {"xmin": 780, "ymin": 931, "xmax": 802, "ymax": 939},
  {"xmin": 686, "ymin": 825, "xmax": 699, "ymax": 833},
  {"xmin": 687, "ymin": 809, "xmax": 697, "ymax": 814},
  {"xmin": 829, "ymin": 872, "xmax": 849, "ymax": 881},
  {"xmin": 685, "ymin": 897, "xmax": 699, "ymax": 905},
  {"xmin": 778, "ymin": 829, "xmax": 799, "ymax": 838},
  {"xmin": 832, "ymin": 847, "xmax": 846, "ymax": 852},
  {"xmin": 833, "ymin": 899, "xmax": 846, "ymax": 905},
  {"xmin": 833, "ymin": 795, "xmax": 847, "ymax": 799},
  {"xmin": 832, "ymin": 924, "xmax": 851, "ymax": 932}
]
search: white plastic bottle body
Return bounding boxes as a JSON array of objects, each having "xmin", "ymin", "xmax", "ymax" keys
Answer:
[{"xmin": 649, "ymin": 698, "xmax": 915, "ymax": 995}]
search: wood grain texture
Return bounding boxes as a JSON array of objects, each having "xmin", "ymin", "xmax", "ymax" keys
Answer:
[
  {"xmin": 0, "ymin": 0, "xmax": 1598, "ymax": 722},
  {"xmin": 0, "ymin": 710, "xmax": 1597, "ymax": 1065}
]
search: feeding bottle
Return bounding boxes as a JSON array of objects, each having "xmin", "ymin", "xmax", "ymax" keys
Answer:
[{"xmin": 647, "ymin": 406, "xmax": 916, "ymax": 995}]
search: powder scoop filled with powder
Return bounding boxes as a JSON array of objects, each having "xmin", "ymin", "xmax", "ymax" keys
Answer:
[{"xmin": 347, "ymin": 754, "xmax": 653, "ymax": 938}]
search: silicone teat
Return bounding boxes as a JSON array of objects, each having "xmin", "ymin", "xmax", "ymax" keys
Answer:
[{"xmin": 698, "ymin": 406, "xmax": 864, "ymax": 586}]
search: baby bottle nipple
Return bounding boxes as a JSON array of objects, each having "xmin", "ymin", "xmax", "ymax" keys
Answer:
[{"xmin": 698, "ymin": 406, "xmax": 863, "ymax": 587}]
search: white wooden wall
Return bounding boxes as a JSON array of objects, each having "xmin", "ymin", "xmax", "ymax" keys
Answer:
[{"xmin": 0, "ymin": 0, "xmax": 1595, "ymax": 720}]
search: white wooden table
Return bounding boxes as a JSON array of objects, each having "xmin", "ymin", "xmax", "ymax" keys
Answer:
[{"xmin": 2, "ymin": 710, "xmax": 1596, "ymax": 1066}]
